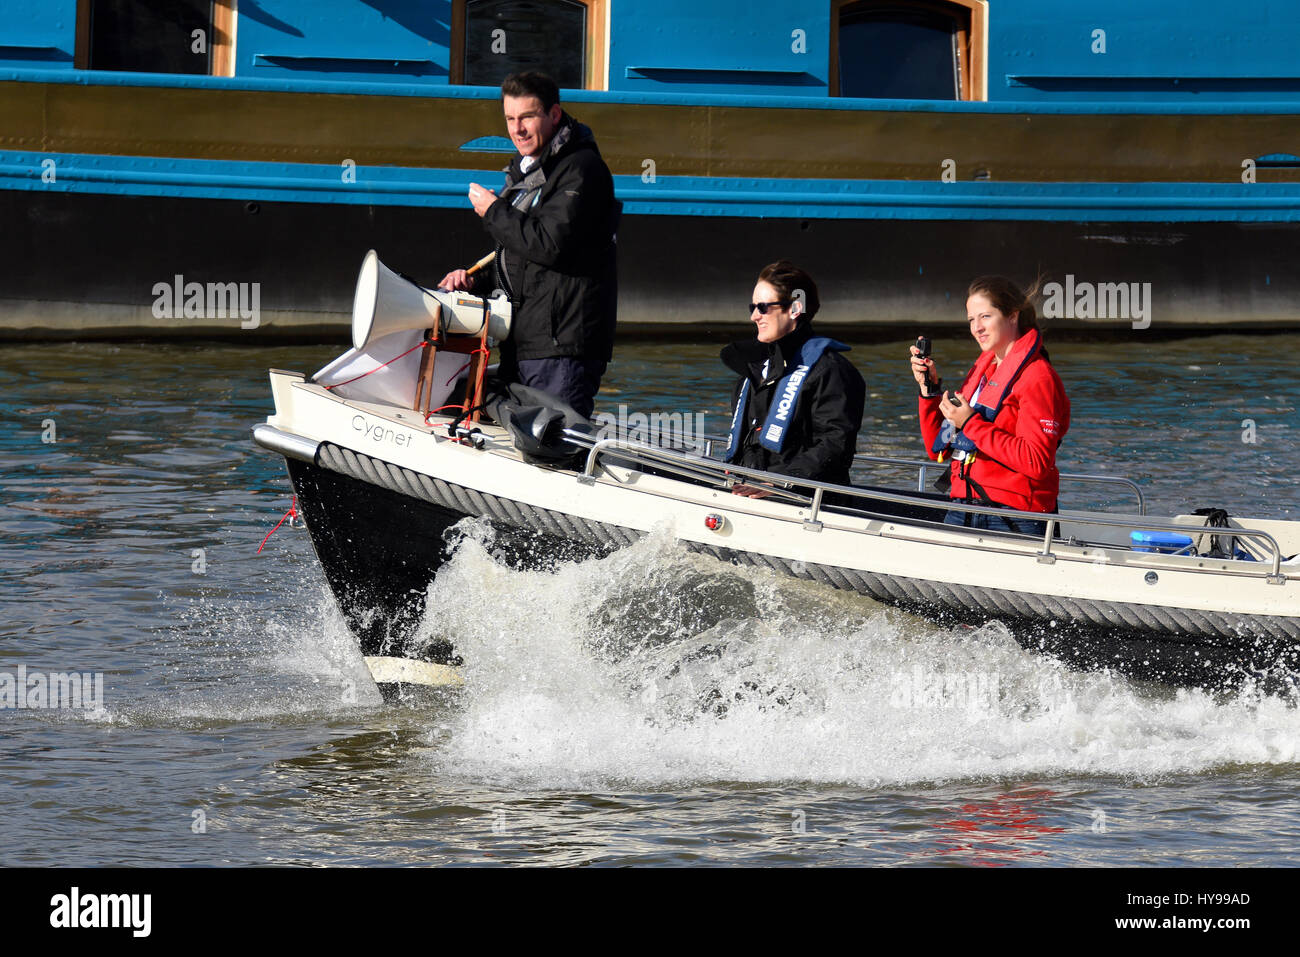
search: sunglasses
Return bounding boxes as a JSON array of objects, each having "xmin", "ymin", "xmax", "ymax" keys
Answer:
[{"xmin": 749, "ymin": 300, "xmax": 792, "ymax": 315}]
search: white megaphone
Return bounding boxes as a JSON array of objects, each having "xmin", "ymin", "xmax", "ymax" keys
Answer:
[{"xmin": 351, "ymin": 249, "xmax": 512, "ymax": 350}]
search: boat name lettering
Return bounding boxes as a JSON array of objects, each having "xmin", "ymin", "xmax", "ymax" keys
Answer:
[
  {"xmin": 774, "ymin": 364, "xmax": 810, "ymax": 422},
  {"xmin": 351, "ymin": 414, "xmax": 412, "ymax": 447}
]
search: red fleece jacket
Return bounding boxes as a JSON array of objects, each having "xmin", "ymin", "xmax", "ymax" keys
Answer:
[{"xmin": 919, "ymin": 344, "xmax": 1070, "ymax": 512}]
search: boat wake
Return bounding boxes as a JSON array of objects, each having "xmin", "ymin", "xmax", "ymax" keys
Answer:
[{"xmin": 411, "ymin": 520, "xmax": 1300, "ymax": 789}]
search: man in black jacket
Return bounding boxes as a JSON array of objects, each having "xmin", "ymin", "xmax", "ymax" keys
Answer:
[
  {"xmin": 722, "ymin": 261, "xmax": 865, "ymax": 496},
  {"xmin": 439, "ymin": 72, "xmax": 619, "ymax": 419}
]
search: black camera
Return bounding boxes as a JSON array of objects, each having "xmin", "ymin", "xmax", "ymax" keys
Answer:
[{"xmin": 914, "ymin": 336, "xmax": 937, "ymax": 392}]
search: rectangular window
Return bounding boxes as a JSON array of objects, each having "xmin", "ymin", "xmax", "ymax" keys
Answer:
[
  {"xmin": 451, "ymin": 0, "xmax": 606, "ymax": 89},
  {"xmin": 77, "ymin": 0, "xmax": 234, "ymax": 75},
  {"xmin": 832, "ymin": 0, "xmax": 986, "ymax": 100}
]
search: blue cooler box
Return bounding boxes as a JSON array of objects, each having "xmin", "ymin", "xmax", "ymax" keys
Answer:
[{"xmin": 1130, "ymin": 530, "xmax": 1196, "ymax": 554}]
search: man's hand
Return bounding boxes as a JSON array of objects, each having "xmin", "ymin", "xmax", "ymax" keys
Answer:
[
  {"xmin": 468, "ymin": 182, "xmax": 498, "ymax": 217},
  {"xmin": 731, "ymin": 483, "xmax": 776, "ymax": 499},
  {"xmin": 437, "ymin": 269, "xmax": 472, "ymax": 291}
]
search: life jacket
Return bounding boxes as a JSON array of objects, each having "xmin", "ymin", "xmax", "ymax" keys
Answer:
[
  {"xmin": 727, "ymin": 336, "xmax": 849, "ymax": 456},
  {"xmin": 931, "ymin": 328, "xmax": 1043, "ymax": 465}
]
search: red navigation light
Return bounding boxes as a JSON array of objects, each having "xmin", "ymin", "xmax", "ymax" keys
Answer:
[{"xmin": 705, "ymin": 513, "xmax": 724, "ymax": 531}]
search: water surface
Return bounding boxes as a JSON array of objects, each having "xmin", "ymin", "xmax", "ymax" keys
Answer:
[{"xmin": 1, "ymin": 335, "xmax": 1298, "ymax": 866}]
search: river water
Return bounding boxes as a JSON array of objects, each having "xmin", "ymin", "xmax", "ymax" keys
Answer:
[{"xmin": 2, "ymin": 333, "xmax": 1298, "ymax": 867}]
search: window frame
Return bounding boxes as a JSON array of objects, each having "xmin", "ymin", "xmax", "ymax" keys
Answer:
[
  {"xmin": 74, "ymin": 0, "xmax": 236, "ymax": 76},
  {"xmin": 449, "ymin": 0, "xmax": 607, "ymax": 90},
  {"xmin": 829, "ymin": 0, "xmax": 987, "ymax": 101}
]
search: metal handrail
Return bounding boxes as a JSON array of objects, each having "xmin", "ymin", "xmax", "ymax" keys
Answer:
[
  {"xmin": 694, "ymin": 432, "xmax": 1146, "ymax": 515},
  {"xmin": 856, "ymin": 454, "xmax": 1145, "ymax": 516},
  {"xmin": 573, "ymin": 434, "xmax": 786, "ymax": 494},
  {"xmin": 1027, "ymin": 512, "xmax": 1286, "ymax": 581},
  {"xmin": 567, "ymin": 432, "xmax": 811, "ymax": 506},
  {"xmin": 572, "ymin": 431, "xmax": 1289, "ymax": 581},
  {"xmin": 1054, "ymin": 472, "xmax": 1147, "ymax": 516}
]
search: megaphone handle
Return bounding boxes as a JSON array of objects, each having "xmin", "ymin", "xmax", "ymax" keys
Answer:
[{"xmin": 465, "ymin": 251, "xmax": 496, "ymax": 277}]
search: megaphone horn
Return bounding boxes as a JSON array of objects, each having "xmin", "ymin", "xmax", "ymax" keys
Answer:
[{"xmin": 351, "ymin": 250, "xmax": 512, "ymax": 351}]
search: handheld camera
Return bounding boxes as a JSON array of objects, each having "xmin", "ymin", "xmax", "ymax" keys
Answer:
[{"xmin": 914, "ymin": 336, "xmax": 935, "ymax": 390}]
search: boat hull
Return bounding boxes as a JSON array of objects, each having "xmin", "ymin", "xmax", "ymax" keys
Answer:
[
  {"xmin": 278, "ymin": 435, "xmax": 1300, "ymax": 687},
  {"xmin": 287, "ymin": 457, "xmax": 463, "ymax": 662},
  {"xmin": 286, "ymin": 455, "xmax": 611, "ymax": 662}
]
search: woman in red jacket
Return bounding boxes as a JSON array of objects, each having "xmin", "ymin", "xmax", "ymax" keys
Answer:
[{"xmin": 909, "ymin": 276, "xmax": 1070, "ymax": 535}]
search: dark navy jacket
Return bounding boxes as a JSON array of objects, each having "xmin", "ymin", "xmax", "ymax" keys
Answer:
[
  {"xmin": 721, "ymin": 321, "xmax": 865, "ymax": 486},
  {"xmin": 480, "ymin": 113, "xmax": 620, "ymax": 366}
]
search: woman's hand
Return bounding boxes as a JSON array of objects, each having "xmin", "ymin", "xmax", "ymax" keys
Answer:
[
  {"xmin": 940, "ymin": 391, "xmax": 977, "ymax": 429},
  {"xmin": 909, "ymin": 344, "xmax": 940, "ymax": 396}
]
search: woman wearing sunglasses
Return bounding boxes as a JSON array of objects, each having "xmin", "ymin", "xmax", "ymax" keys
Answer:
[
  {"xmin": 909, "ymin": 275, "xmax": 1071, "ymax": 535},
  {"xmin": 721, "ymin": 261, "xmax": 865, "ymax": 498}
]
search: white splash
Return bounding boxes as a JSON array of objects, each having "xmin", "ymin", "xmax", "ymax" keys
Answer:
[{"xmin": 413, "ymin": 522, "xmax": 1300, "ymax": 789}]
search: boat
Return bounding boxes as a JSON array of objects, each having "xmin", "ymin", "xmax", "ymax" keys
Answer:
[
  {"xmin": 5, "ymin": 0, "xmax": 1300, "ymax": 338},
  {"xmin": 252, "ymin": 254, "xmax": 1300, "ymax": 694}
]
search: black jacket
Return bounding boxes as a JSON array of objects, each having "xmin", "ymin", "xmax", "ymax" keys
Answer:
[
  {"xmin": 479, "ymin": 114, "xmax": 620, "ymax": 365},
  {"xmin": 721, "ymin": 322, "xmax": 866, "ymax": 486}
]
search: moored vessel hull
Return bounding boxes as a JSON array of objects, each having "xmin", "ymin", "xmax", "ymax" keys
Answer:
[{"xmin": 5, "ymin": 188, "xmax": 1300, "ymax": 339}]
